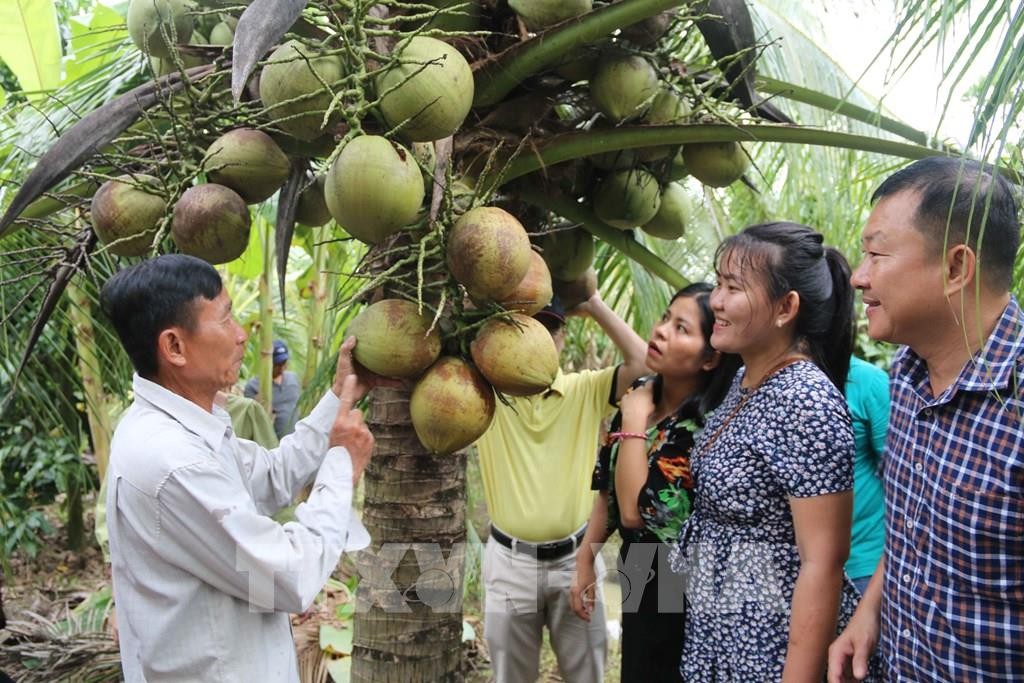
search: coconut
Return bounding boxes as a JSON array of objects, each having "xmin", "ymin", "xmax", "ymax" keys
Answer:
[
  {"xmin": 128, "ymin": 0, "xmax": 195, "ymax": 59},
  {"xmin": 553, "ymin": 267, "xmax": 598, "ymax": 310},
  {"xmin": 171, "ymin": 184, "xmax": 251, "ymax": 264},
  {"xmin": 202, "ymin": 129, "xmax": 290, "ymax": 204},
  {"xmin": 508, "ymin": 0, "xmax": 592, "ymax": 31},
  {"xmin": 471, "ymin": 314, "xmax": 558, "ymax": 396},
  {"xmin": 410, "ymin": 357, "xmax": 495, "ymax": 453},
  {"xmin": 324, "ymin": 136, "xmax": 425, "ymax": 244},
  {"xmin": 540, "ymin": 228, "xmax": 594, "ymax": 281},
  {"xmin": 91, "ymin": 174, "xmax": 167, "ymax": 257},
  {"xmin": 347, "ymin": 299, "xmax": 442, "ymax": 379},
  {"xmin": 148, "ymin": 29, "xmax": 205, "ymax": 75},
  {"xmin": 447, "ymin": 207, "xmax": 532, "ymax": 301},
  {"xmin": 553, "ymin": 47, "xmax": 600, "ymax": 82},
  {"xmin": 620, "ymin": 10, "xmax": 674, "ymax": 46},
  {"xmin": 208, "ymin": 20, "xmax": 234, "ymax": 45},
  {"xmin": 683, "ymin": 141, "xmax": 749, "ymax": 187},
  {"xmin": 500, "ymin": 250, "xmax": 553, "ymax": 316},
  {"xmin": 637, "ymin": 90, "xmax": 691, "ymax": 161},
  {"xmin": 271, "ymin": 132, "xmax": 338, "ymax": 159},
  {"xmin": 259, "ymin": 40, "xmax": 345, "ymax": 141},
  {"xmin": 590, "ymin": 53, "xmax": 659, "ymax": 123},
  {"xmin": 668, "ymin": 146, "xmax": 688, "ymax": 180},
  {"xmin": 593, "ymin": 168, "xmax": 661, "ymax": 229},
  {"xmin": 295, "ymin": 176, "xmax": 332, "ymax": 227},
  {"xmin": 377, "ymin": 37, "xmax": 474, "ymax": 142},
  {"xmin": 414, "ymin": 0, "xmax": 483, "ymax": 32},
  {"xmin": 642, "ymin": 182, "xmax": 691, "ymax": 240}
]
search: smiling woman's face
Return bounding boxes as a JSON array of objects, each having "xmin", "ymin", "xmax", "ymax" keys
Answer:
[{"xmin": 708, "ymin": 250, "xmax": 778, "ymax": 357}]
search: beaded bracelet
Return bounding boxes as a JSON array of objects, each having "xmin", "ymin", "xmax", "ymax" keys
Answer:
[{"xmin": 607, "ymin": 431, "xmax": 647, "ymax": 442}]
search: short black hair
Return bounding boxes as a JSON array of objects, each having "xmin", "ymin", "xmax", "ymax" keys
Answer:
[
  {"xmin": 99, "ymin": 254, "xmax": 223, "ymax": 378},
  {"xmin": 871, "ymin": 156, "xmax": 1021, "ymax": 290}
]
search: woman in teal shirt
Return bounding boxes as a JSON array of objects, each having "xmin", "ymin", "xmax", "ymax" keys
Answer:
[{"xmin": 845, "ymin": 355, "xmax": 889, "ymax": 594}]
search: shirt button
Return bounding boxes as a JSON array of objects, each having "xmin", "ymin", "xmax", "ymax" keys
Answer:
[
  {"xmin": 915, "ymin": 462, "xmax": 924, "ymax": 472},
  {"xmin": 905, "ymin": 518, "xmax": 915, "ymax": 529},
  {"xmin": 922, "ymin": 408, "xmax": 933, "ymax": 417},
  {"xmin": 902, "ymin": 573, "xmax": 911, "ymax": 583},
  {"xmin": 902, "ymin": 628, "xmax": 911, "ymax": 638}
]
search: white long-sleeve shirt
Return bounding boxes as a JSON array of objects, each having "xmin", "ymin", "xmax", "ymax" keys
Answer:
[{"xmin": 107, "ymin": 375, "xmax": 369, "ymax": 682}]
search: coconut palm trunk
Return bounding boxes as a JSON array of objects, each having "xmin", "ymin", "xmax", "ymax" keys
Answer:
[{"xmin": 351, "ymin": 385, "xmax": 467, "ymax": 682}]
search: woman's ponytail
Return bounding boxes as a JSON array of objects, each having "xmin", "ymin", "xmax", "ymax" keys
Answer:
[{"xmin": 820, "ymin": 247, "xmax": 854, "ymax": 391}]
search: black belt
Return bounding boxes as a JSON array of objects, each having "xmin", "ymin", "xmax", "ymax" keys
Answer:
[{"xmin": 490, "ymin": 525, "xmax": 586, "ymax": 561}]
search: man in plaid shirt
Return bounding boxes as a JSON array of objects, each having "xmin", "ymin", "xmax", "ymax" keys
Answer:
[{"xmin": 828, "ymin": 156, "xmax": 1023, "ymax": 681}]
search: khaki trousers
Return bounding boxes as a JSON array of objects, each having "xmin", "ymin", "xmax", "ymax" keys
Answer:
[{"xmin": 483, "ymin": 536, "xmax": 607, "ymax": 683}]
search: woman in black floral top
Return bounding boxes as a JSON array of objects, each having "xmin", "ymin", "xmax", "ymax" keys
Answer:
[{"xmin": 570, "ymin": 283, "xmax": 739, "ymax": 682}]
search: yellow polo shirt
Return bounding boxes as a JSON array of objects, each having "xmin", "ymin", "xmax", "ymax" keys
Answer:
[{"xmin": 476, "ymin": 366, "xmax": 618, "ymax": 542}]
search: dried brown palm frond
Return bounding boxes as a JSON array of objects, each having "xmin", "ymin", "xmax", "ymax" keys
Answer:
[{"xmin": 0, "ymin": 612, "xmax": 120, "ymax": 683}]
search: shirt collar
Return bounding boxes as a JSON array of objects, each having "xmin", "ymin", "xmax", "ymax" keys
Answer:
[
  {"xmin": 132, "ymin": 374, "xmax": 230, "ymax": 452},
  {"xmin": 545, "ymin": 368, "xmax": 567, "ymax": 397},
  {"xmin": 893, "ymin": 296, "xmax": 1024, "ymax": 398}
]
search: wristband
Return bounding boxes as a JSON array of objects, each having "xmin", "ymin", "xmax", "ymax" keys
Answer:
[{"xmin": 607, "ymin": 431, "xmax": 647, "ymax": 442}]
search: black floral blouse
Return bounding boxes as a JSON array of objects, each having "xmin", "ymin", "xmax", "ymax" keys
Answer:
[{"xmin": 591, "ymin": 376, "xmax": 701, "ymax": 545}]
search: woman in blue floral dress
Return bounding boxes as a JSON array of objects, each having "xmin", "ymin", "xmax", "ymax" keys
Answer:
[
  {"xmin": 570, "ymin": 283, "xmax": 739, "ymax": 681},
  {"xmin": 669, "ymin": 222, "xmax": 874, "ymax": 681}
]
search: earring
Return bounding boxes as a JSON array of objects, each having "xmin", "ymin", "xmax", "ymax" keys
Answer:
[{"xmin": 776, "ymin": 319, "xmax": 783, "ymax": 327}]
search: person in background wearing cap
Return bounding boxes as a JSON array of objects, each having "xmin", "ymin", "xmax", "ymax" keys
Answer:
[
  {"xmin": 475, "ymin": 289, "xmax": 649, "ymax": 683},
  {"xmin": 245, "ymin": 339, "xmax": 302, "ymax": 438}
]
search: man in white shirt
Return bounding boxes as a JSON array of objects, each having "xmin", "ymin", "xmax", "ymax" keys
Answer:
[{"xmin": 100, "ymin": 254, "xmax": 378, "ymax": 682}]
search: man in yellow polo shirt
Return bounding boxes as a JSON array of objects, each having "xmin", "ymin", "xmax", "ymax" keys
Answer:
[{"xmin": 477, "ymin": 291, "xmax": 649, "ymax": 683}]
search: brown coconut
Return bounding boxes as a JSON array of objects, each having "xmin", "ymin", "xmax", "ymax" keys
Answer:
[
  {"xmin": 447, "ymin": 207, "xmax": 532, "ymax": 301},
  {"xmin": 295, "ymin": 175, "xmax": 332, "ymax": 227},
  {"xmin": 203, "ymin": 128, "xmax": 290, "ymax": 204},
  {"xmin": 553, "ymin": 267, "xmax": 598, "ymax": 310},
  {"xmin": 410, "ymin": 357, "xmax": 496, "ymax": 453},
  {"xmin": 171, "ymin": 184, "xmax": 251, "ymax": 264},
  {"xmin": 540, "ymin": 228, "xmax": 594, "ymax": 281},
  {"xmin": 91, "ymin": 174, "xmax": 167, "ymax": 257},
  {"xmin": 471, "ymin": 314, "xmax": 559, "ymax": 396},
  {"xmin": 347, "ymin": 299, "xmax": 442, "ymax": 379},
  {"xmin": 500, "ymin": 250, "xmax": 553, "ymax": 316}
]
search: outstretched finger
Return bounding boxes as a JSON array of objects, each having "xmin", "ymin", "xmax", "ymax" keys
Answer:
[{"xmin": 337, "ymin": 374, "xmax": 358, "ymax": 414}]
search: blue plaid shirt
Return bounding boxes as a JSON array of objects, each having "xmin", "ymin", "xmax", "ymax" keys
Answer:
[{"xmin": 881, "ymin": 297, "xmax": 1024, "ymax": 680}]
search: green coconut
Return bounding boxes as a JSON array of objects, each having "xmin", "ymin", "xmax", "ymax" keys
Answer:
[
  {"xmin": 259, "ymin": 40, "xmax": 345, "ymax": 141},
  {"xmin": 202, "ymin": 128, "xmax": 290, "ymax": 204},
  {"xmin": 500, "ymin": 250, "xmax": 553, "ymax": 316},
  {"xmin": 642, "ymin": 182, "xmax": 691, "ymax": 240},
  {"xmin": 668, "ymin": 146, "xmax": 688, "ymax": 180},
  {"xmin": 447, "ymin": 207, "xmax": 532, "ymax": 301},
  {"xmin": 128, "ymin": 0, "xmax": 195, "ymax": 59},
  {"xmin": 683, "ymin": 141, "xmax": 749, "ymax": 187},
  {"xmin": 509, "ymin": 0, "xmax": 592, "ymax": 31},
  {"xmin": 540, "ymin": 228, "xmax": 594, "ymax": 281},
  {"xmin": 411, "ymin": 357, "xmax": 495, "ymax": 454},
  {"xmin": 619, "ymin": 10, "xmax": 674, "ymax": 46},
  {"xmin": 295, "ymin": 176, "xmax": 332, "ymax": 227},
  {"xmin": 377, "ymin": 37, "xmax": 474, "ymax": 142},
  {"xmin": 324, "ymin": 135, "xmax": 425, "ymax": 244},
  {"xmin": 148, "ymin": 30, "xmax": 205, "ymax": 75},
  {"xmin": 593, "ymin": 168, "xmax": 662, "ymax": 229},
  {"xmin": 90, "ymin": 174, "xmax": 167, "ymax": 257},
  {"xmin": 471, "ymin": 314, "xmax": 559, "ymax": 396},
  {"xmin": 208, "ymin": 20, "xmax": 234, "ymax": 45},
  {"xmin": 590, "ymin": 53, "xmax": 659, "ymax": 123},
  {"xmin": 553, "ymin": 267, "xmax": 597, "ymax": 310},
  {"xmin": 414, "ymin": 0, "xmax": 483, "ymax": 32},
  {"xmin": 637, "ymin": 90, "xmax": 691, "ymax": 161},
  {"xmin": 171, "ymin": 184, "xmax": 251, "ymax": 264},
  {"xmin": 347, "ymin": 299, "xmax": 442, "ymax": 379}
]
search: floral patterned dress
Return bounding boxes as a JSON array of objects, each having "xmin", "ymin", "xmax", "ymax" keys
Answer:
[
  {"xmin": 592, "ymin": 375, "xmax": 700, "ymax": 682},
  {"xmin": 669, "ymin": 361, "xmax": 869, "ymax": 682}
]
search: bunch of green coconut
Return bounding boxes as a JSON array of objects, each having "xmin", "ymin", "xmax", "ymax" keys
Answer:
[{"xmin": 345, "ymin": 205, "xmax": 563, "ymax": 454}]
